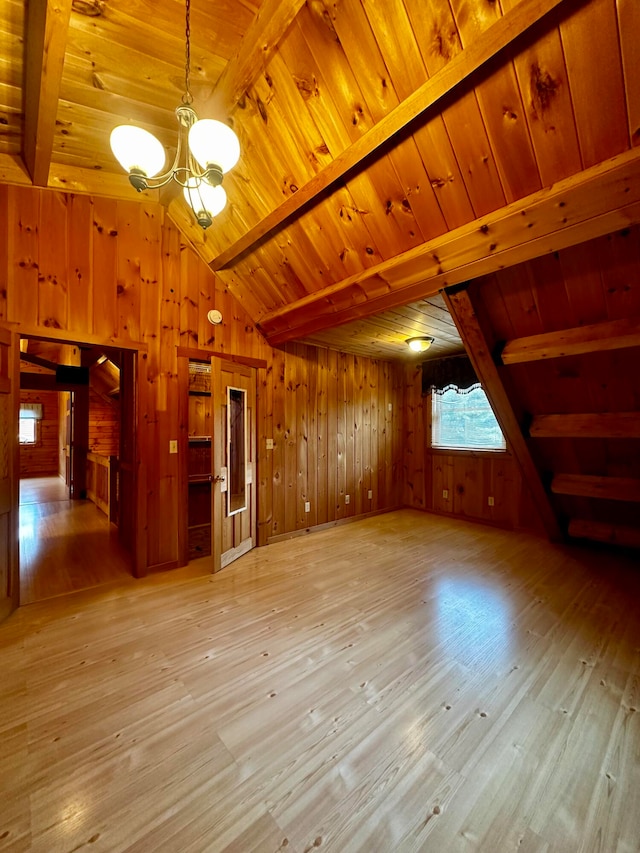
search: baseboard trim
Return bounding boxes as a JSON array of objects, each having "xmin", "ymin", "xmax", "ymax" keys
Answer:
[
  {"xmin": 147, "ymin": 559, "xmax": 180, "ymax": 574},
  {"xmin": 266, "ymin": 506, "xmax": 403, "ymax": 545}
]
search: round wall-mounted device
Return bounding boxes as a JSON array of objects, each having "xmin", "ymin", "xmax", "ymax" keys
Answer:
[{"xmin": 207, "ymin": 309, "xmax": 223, "ymax": 325}]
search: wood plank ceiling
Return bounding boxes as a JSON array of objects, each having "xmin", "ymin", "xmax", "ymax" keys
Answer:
[{"xmin": 0, "ymin": 0, "xmax": 637, "ymax": 360}]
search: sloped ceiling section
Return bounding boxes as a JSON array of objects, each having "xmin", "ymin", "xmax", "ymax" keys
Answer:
[{"xmin": 0, "ymin": 0, "xmax": 638, "ymax": 358}]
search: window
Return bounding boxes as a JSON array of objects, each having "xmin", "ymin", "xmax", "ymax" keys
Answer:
[
  {"xmin": 432, "ymin": 384, "xmax": 506, "ymax": 452},
  {"xmin": 19, "ymin": 418, "xmax": 38, "ymax": 445},
  {"xmin": 19, "ymin": 403, "xmax": 43, "ymax": 446}
]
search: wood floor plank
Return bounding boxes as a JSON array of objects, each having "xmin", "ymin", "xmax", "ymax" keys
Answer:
[
  {"xmin": 1, "ymin": 510, "xmax": 640, "ymax": 851},
  {"xmin": 19, "ymin": 476, "xmax": 133, "ymax": 604}
]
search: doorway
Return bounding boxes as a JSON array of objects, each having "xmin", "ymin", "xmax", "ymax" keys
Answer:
[
  {"xmin": 179, "ymin": 353, "xmax": 257, "ymax": 572},
  {"xmin": 18, "ymin": 336, "xmax": 140, "ymax": 602}
]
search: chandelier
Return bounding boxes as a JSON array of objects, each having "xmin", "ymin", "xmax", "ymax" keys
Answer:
[{"xmin": 109, "ymin": 0, "xmax": 239, "ymax": 229}]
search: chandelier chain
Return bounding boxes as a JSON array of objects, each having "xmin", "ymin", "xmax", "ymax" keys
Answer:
[{"xmin": 183, "ymin": 0, "xmax": 193, "ymax": 105}]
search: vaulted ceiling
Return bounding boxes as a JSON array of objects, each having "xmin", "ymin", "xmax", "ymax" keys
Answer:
[{"xmin": 1, "ymin": 0, "xmax": 638, "ymax": 360}]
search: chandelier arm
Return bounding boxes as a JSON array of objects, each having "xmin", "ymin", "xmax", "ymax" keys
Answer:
[
  {"xmin": 144, "ymin": 109, "xmax": 190, "ymax": 185},
  {"xmin": 139, "ymin": 173, "xmax": 177, "ymax": 190}
]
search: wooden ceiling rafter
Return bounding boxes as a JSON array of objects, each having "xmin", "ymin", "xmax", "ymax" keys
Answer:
[
  {"xmin": 23, "ymin": 0, "xmax": 73, "ymax": 186},
  {"xmin": 443, "ymin": 283, "xmax": 562, "ymax": 541},
  {"xmin": 500, "ymin": 316, "xmax": 640, "ymax": 364},
  {"xmin": 209, "ymin": 0, "xmax": 572, "ymax": 273},
  {"xmin": 259, "ymin": 147, "xmax": 640, "ymax": 345},
  {"xmin": 19, "ymin": 351, "xmax": 57, "ymax": 372}
]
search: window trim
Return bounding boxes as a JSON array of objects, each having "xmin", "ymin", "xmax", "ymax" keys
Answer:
[{"xmin": 428, "ymin": 383, "xmax": 507, "ymax": 454}]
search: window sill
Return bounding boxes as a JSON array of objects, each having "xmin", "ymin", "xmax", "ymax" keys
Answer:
[{"xmin": 429, "ymin": 446, "xmax": 511, "ymax": 458}]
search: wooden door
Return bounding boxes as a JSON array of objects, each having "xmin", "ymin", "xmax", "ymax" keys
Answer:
[
  {"xmin": 0, "ymin": 326, "xmax": 19, "ymax": 621},
  {"xmin": 212, "ymin": 360, "xmax": 256, "ymax": 571}
]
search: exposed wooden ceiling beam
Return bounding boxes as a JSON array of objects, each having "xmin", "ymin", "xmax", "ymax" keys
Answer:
[
  {"xmin": 260, "ymin": 148, "xmax": 640, "ymax": 345},
  {"xmin": 0, "ymin": 154, "xmax": 159, "ymax": 203},
  {"xmin": 552, "ymin": 474, "xmax": 640, "ymax": 503},
  {"xmin": 501, "ymin": 316, "xmax": 640, "ymax": 364},
  {"xmin": 20, "ymin": 373, "xmax": 85, "ymax": 392},
  {"xmin": 210, "ymin": 0, "xmax": 571, "ymax": 272},
  {"xmin": 23, "ymin": 0, "xmax": 73, "ymax": 186},
  {"xmin": 530, "ymin": 413, "xmax": 640, "ymax": 439},
  {"xmin": 443, "ymin": 285, "xmax": 562, "ymax": 542},
  {"xmin": 568, "ymin": 519, "xmax": 640, "ymax": 549},
  {"xmin": 20, "ymin": 352, "xmax": 57, "ymax": 372},
  {"xmin": 205, "ymin": 0, "xmax": 306, "ymax": 114}
]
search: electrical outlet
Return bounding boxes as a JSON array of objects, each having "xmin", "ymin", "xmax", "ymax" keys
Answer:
[
  {"xmin": 345, "ymin": 494, "xmax": 350, "ymax": 504},
  {"xmin": 169, "ymin": 440, "xmax": 178, "ymax": 454},
  {"xmin": 488, "ymin": 496, "xmax": 495, "ymax": 506},
  {"xmin": 367, "ymin": 489, "xmax": 372, "ymax": 500},
  {"xmin": 442, "ymin": 489, "xmax": 449, "ymax": 499},
  {"xmin": 388, "ymin": 402, "xmax": 393, "ymax": 412},
  {"xmin": 266, "ymin": 438, "xmax": 274, "ymax": 450},
  {"xmin": 304, "ymin": 501, "xmax": 310, "ymax": 513}
]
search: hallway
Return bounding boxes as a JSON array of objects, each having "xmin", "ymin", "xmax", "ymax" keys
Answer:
[{"xmin": 19, "ymin": 476, "xmax": 133, "ymax": 604}]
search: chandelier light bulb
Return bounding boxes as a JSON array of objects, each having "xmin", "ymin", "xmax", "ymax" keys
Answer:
[
  {"xmin": 109, "ymin": 126, "xmax": 166, "ymax": 180},
  {"xmin": 183, "ymin": 179, "xmax": 227, "ymax": 228},
  {"xmin": 188, "ymin": 119, "xmax": 240, "ymax": 175}
]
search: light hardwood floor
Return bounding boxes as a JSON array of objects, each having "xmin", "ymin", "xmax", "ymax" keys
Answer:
[
  {"xmin": 19, "ymin": 476, "xmax": 133, "ymax": 604},
  {"xmin": 1, "ymin": 510, "xmax": 640, "ymax": 852}
]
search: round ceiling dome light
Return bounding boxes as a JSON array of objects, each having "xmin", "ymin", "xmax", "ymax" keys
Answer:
[{"xmin": 407, "ymin": 336, "xmax": 435, "ymax": 353}]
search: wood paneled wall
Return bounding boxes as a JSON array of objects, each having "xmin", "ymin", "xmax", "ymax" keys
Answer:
[
  {"xmin": 258, "ymin": 344, "xmax": 404, "ymax": 544},
  {"xmin": 18, "ymin": 390, "xmax": 59, "ymax": 478},
  {"xmin": 0, "ymin": 185, "xmax": 404, "ymax": 569},
  {"xmin": 0, "ymin": 185, "xmax": 270, "ymax": 570},
  {"xmin": 88, "ymin": 390, "xmax": 119, "ymax": 457},
  {"xmin": 402, "ymin": 364, "xmax": 545, "ymax": 534}
]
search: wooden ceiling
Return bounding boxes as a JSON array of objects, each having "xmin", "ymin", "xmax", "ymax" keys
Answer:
[{"xmin": 1, "ymin": 0, "xmax": 638, "ymax": 360}]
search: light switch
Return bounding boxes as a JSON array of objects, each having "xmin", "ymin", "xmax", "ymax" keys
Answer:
[
  {"xmin": 266, "ymin": 438, "xmax": 274, "ymax": 450},
  {"xmin": 169, "ymin": 440, "xmax": 178, "ymax": 454}
]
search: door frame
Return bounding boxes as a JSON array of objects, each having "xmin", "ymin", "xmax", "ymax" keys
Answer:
[
  {"xmin": 13, "ymin": 329, "xmax": 148, "ymax": 580},
  {"xmin": 0, "ymin": 324, "xmax": 20, "ymax": 620}
]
